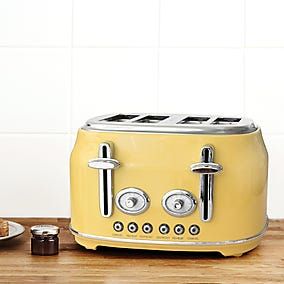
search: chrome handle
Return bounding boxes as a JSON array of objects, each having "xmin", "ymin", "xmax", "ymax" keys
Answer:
[
  {"xmin": 88, "ymin": 142, "xmax": 120, "ymax": 218},
  {"xmin": 88, "ymin": 158, "xmax": 120, "ymax": 170},
  {"xmin": 190, "ymin": 145, "xmax": 222, "ymax": 222},
  {"xmin": 190, "ymin": 162, "xmax": 222, "ymax": 174}
]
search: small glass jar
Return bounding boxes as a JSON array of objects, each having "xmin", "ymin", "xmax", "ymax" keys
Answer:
[{"xmin": 30, "ymin": 225, "xmax": 60, "ymax": 256}]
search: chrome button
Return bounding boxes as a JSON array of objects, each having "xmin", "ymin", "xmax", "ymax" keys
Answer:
[
  {"xmin": 142, "ymin": 223, "xmax": 153, "ymax": 234},
  {"xmin": 189, "ymin": 224, "xmax": 200, "ymax": 235},
  {"xmin": 128, "ymin": 222, "xmax": 138, "ymax": 233},
  {"xmin": 113, "ymin": 221, "xmax": 124, "ymax": 232},
  {"xmin": 159, "ymin": 224, "xmax": 170, "ymax": 235},
  {"xmin": 174, "ymin": 224, "xmax": 185, "ymax": 235}
]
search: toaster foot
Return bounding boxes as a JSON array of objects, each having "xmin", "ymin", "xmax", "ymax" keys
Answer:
[
  {"xmin": 219, "ymin": 240, "xmax": 260, "ymax": 257},
  {"xmin": 75, "ymin": 236, "xmax": 98, "ymax": 250}
]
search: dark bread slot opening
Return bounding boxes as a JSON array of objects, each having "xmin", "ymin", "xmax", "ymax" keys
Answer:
[
  {"xmin": 135, "ymin": 115, "xmax": 169, "ymax": 123},
  {"xmin": 178, "ymin": 116, "xmax": 210, "ymax": 124},
  {"xmin": 212, "ymin": 117, "xmax": 241, "ymax": 125},
  {"xmin": 102, "ymin": 114, "xmax": 139, "ymax": 122}
]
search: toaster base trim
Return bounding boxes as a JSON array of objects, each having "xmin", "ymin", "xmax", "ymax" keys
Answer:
[{"xmin": 69, "ymin": 219, "xmax": 268, "ymax": 248}]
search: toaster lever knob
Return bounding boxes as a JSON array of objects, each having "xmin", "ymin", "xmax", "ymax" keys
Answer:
[
  {"xmin": 190, "ymin": 162, "xmax": 222, "ymax": 174},
  {"xmin": 88, "ymin": 158, "xmax": 120, "ymax": 170},
  {"xmin": 190, "ymin": 145, "xmax": 222, "ymax": 222}
]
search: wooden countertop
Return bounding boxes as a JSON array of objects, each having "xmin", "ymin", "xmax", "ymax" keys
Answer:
[{"xmin": 0, "ymin": 218, "xmax": 283, "ymax": 283}]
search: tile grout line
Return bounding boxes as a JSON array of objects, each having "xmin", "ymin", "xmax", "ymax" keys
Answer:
[
  {"xmin": 2, "ymin": 45, "xmax": 284, "ymax": 49},
  {"xmin": 68, "ymin": 0, "xmax": 74, "ymax": 219},
  {"xmin": 69, "ymin": 0, "xmax": 75, "ymax": 149},
  {"xmin": 156, "ymin": 0, "xmax": 161, "ymax": 112},
  {"xmin": 243, "ymin": 0, "xmax": 246, "ymax": 116},
  {"xmin": 0, "ymin": 45, "xmax": 69, "ymax": 48}
]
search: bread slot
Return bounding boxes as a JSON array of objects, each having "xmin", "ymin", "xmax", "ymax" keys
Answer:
[
  {"xmin": 102, "ymin": 114, "xmax": 139, "ymax": 122},
  {"xmin": 178, "ymin": 116, "xmax": 210, "ymax": 124},
  {"xmin": 135, "ymin": 115, "xmax": 169, "ymax": 123},
  {"xmin": 212, "ymin": 117, "xmax": 241, "ymax": 125}
]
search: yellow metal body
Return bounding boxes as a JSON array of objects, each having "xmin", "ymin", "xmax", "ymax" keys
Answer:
[{"xmin": 70, "ymin": 128, "xmax": 268, "ymax": 256}]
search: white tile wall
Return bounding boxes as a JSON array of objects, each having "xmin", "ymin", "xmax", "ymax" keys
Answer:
[
  {"xmin": 0, "ymin": 0, "xmax": 72, "ymax": 46},
  {"xmin": 246, "ymin": 0, "xmax": 284, "ymax": 47},
  {"xmin": 0, "ymin": 48, "xmax": 71, "ymax": 133},
  {"xmin": 0, "ymin": 134, "xmax": 70, "ymax": 217},
  {"xmin": 245, "ymin": 48, "xmax": 284, "ymax": 134},
  {"xmin": 159, "ymin": 48, "xmax": 243, "ymax": 115},
  {"xmin": 0, "ymin": 0, "xmax": 283, "ymax": 218},
  {"xmin": 73, "ymin": 0, "xmax": 159, "ymax": 47},
  {"xmin": 72, "ymin": 48, "xmax": 158, "ymax": 131},
  {"xmin": 160, "ymin": 0, "xmax": 244, "ymax": 47}
]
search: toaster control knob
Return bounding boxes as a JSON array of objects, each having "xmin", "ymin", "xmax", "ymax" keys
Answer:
[
  {"xmin": 116, "ymin": 188, "xmax": 150, "ymax": 215},
  {"xmin": 173, "ymin": 199, "xmax": 184, "ymax": 210},
  {"xmin": 162, "ymin": 190, "xmax": 196, "ymax": 217},
  {"xmin": 126, "ymin": 197, "xmax": 137, "ymax": 208}
]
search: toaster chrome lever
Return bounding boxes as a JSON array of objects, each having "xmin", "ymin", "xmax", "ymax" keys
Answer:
[
  {"xmin": 88, "ymin": 158, "xmax": 120, "ymax": 170},
  {"xmin": 190, "ymin": 146, "xmax": 222, "ymax": 222},
  {"xmin": 191, "ymin": 162, "xmax": 222, "ymax": 174},
  {"xmin": 88, "ymin": 142, "xmax": 120, "ymax": 218}
]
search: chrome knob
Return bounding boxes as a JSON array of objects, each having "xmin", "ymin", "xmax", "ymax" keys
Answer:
[
  {"xmin": 116, "ymin": 188, "xmax": 150, "ymax": 215},
  {"xmin": 173, "ymin": 199, "xmax": 184, "ymax": 210},
  {"xmin": 126, "ymin": 197, "xmax": 137, "ymax": 208},
  {"xmin": 162, "ymin": 190, "xmax": 196, "ymax": 217}
]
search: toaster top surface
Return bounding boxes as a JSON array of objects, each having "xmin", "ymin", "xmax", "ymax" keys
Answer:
[{"xmin": 83, "ymin": 113, "xmax": 257, "ymax": 135}]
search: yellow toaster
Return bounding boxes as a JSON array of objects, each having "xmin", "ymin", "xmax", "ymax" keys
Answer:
[{"xmin": 70, "ymin": 114, "xmax": 268, "ymax": 256}]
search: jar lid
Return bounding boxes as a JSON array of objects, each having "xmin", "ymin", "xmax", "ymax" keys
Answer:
[{"xmin": 30, "ymin": 225, "xmax": 60, "ymax": 236}]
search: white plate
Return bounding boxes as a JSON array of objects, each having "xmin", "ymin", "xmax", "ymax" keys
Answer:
[{"xmin": 0, "ymin": 221, "xmax": 25, "ymax": 241}]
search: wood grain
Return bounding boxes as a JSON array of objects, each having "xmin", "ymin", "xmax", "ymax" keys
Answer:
[{"xmin": 0, "ymin": 218, "xmax": 283, "ymax": 283}]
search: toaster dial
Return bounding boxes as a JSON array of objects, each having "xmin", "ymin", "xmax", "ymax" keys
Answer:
[
  {"xmin": 162, "ymin": 190, "xmax": 196, "ymax": 217},
  {"xmin": 116, "ymin": 188, "xmax": 150, "ymax": 215}
]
